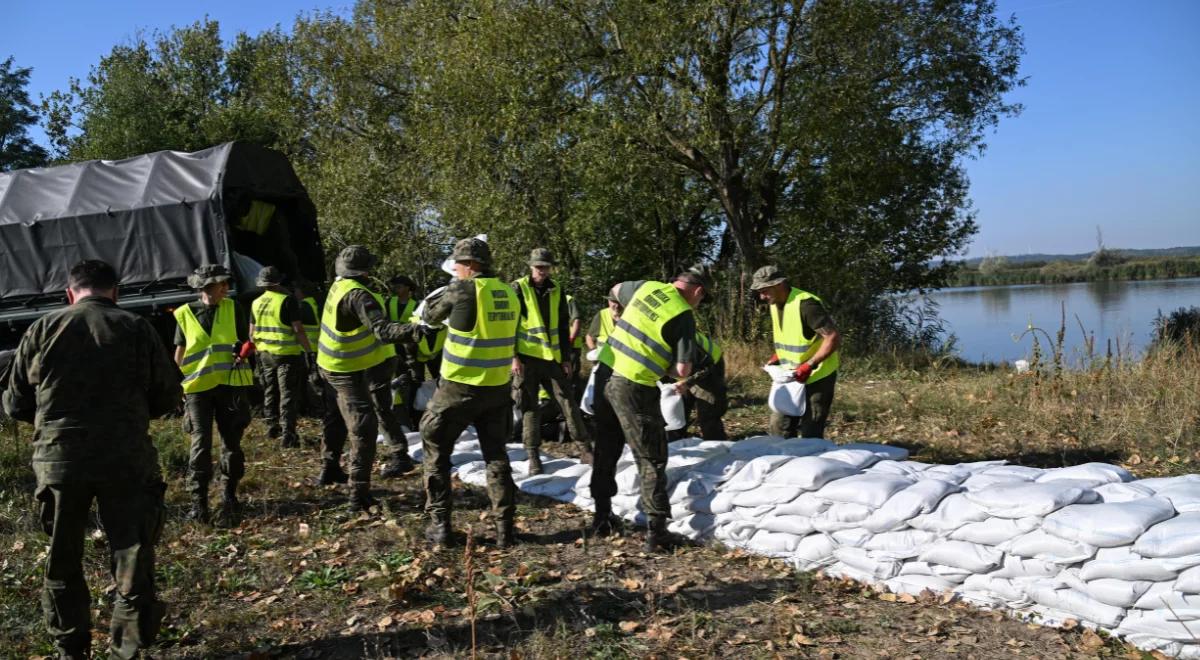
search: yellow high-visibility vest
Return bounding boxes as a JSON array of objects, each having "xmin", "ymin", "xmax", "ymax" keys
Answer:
[
  {"xmin": 301, "ymin": 297, "xmax": 319, "ymax": 352},
  {"xmin": 317, "ymin": 278, "xmax": 394, "ymax": 373},
  {"xmin": 174, "ymin": 299, "xmax": 253, "ymax": 394},
  {"xmin": 442, "ymin": 277, "xmax": 519, "ymax": 386},
  {"xmin": 387, "ymin": 296, "xmax": 416, "ymax": 324},
  {"xmin": 515, "ymin": 276, "xmax": 561, "ymax": 362},
  {"xmin": 597, "ymin": 307, "xmax": 616, "ymax": 345},
  {"xmin": 769, "ymin": 287, "xmax": 839, "ymax": 383},
  {"xmin": 604, "ymin": 282, "xmax": 691, "ymax": 386},
  {"xmin": 251, "ymin": 290, "xmax": 303, "ymax": 356},
  {"xmin": 696, "ymin": 330, "xmax": 722, "ymax": 364}
]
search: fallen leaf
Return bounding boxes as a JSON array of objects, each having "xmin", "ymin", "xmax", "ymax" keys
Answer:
[
  {"xmin": 791, "ymin": 633, "xmax": 817, "ymax": 647},
  {"xmin": 619, "ymin": 620, "xmax": 640, "ymax": 633},
  {"xmin": 622, "ymin": 578, "xmax": 643, "ymax": 590},
  {"xmin": 1079, "ymin": 629, "xmax": 1105, "ymax": 651},
  {"xmin": 377, "ymin": 615, "xmax": 394, "ymax": 629},
  {"xmin": 879, "ymin": 592, "xmax": 898, "ymax": 602}
]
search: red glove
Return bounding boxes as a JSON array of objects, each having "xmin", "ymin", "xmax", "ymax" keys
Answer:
[
  {"xmin": 793, "ymin": 363, "xmax": 813, "ymax": 383},
  {"xmin": 237, "ymin": 341, "xmax": 256, "ymax": 361},
  {"xmin": 766, "ymin": 353, "xmax": 781, "ymax": 366}
]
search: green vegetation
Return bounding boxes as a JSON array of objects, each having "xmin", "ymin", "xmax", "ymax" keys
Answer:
[{"xmin": 950, "ymin": 252, "xmax": 1200, "ymax": 287}]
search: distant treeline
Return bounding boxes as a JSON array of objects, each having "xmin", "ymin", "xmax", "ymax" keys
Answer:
[{"xmin": 949, "ymin": 254, "xmax": 1200, "ymax": 287}]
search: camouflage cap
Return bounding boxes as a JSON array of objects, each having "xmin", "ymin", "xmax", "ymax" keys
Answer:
[
  {"xmin": 255, "ymin": 265, "xmax": 285, "ymax": 287},
  {"xmin": 749, "ymin": 265, "xmax": 787, "ymax": 291},
  {"xmin": 528, "ymin": 248, "xmax": 556, "ymax": 267},
  {"xmin": 335, "ymin": 245, "xmax": 376, "ymax": 277},
  {"xmin": 679, "ymin": 263, "xmax": 715, "ymax": 291},
  {"xmin": 451, "ymin": 238, "xmax": 492, "ymax": 265},
  {"xmin": 188, "ymin": 264, "xmax": 233, "ymax": 290}
]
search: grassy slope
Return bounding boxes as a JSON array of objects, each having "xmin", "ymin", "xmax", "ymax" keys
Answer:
[{"xmin": 3, "ymin": 345, "xmax": 1197, "ymax": 658}]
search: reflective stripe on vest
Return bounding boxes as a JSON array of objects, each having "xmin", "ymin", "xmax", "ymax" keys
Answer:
[
  {"xmin": 302, "ymin": 297, "xmax": 320, "ymax": 352},
  {"xmin": 769, "ymin": 287, "xmax": 840, "ymax": 383},
  {"xmin": 252, "ymin": 291, "xmax": 303, "ymax": 356},
  {"xmin": 442, "ymin": 277, "xmax": 519, "ymax": 386},
  {"xmin": 606, "ymin": 281, "xmax": 691, "ymax": 386},
  {"xmin": 317, "ymin": 278, "xmax": 393, "ymax": 373},
  {"xmin": 696, "ymin": 331, "xmax": 722, "ymax": 364},
  {"xmin": 174, "ymin": 299, "xmax": 253, "ymax": 394},
  {"xmin": 515, "ymin": 276, "xmax": 561, "ymax": 361}
]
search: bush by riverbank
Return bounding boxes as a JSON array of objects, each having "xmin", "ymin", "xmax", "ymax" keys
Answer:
[{"xmin": 948, "ymin": 255, "xmax": 1200, "ymax": 287}]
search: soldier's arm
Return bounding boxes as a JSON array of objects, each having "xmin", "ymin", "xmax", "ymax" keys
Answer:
[
  {"xmin": 348, "ymin": 289, "xmax": 424, "ymax": 344},
  {"xmin": 1, "ymin": 321, "xmax": 43, "ymax": 423},
  {"xmin": 281, "ymin": 297, "xmax": 312, "ymax": 353},
  {"xmin": 670, "ymin": 311, "xmax": 698, "ymax": 381},
  {"xmin": 586, "ymin": 311, "xmax": 602, "ymax": 349},
  {"xmin": 800, "ymin": 300, "xmax": 841, "ymax": 368},
  {"xmin": 422, "ymin": 283, "xmax": 461, "ymax": 328},
  {"xmin": 143, "ymin": 321, "xmax": 184, "ymax": 417}
]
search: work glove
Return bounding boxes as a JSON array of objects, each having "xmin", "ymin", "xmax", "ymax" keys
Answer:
[
  {"xmin": 793, "ymin": 362, "xmax": 813, "ymax": 383},
  {"xmin": 766, "ymin": 353, "xmax": 780, "ymax": 366}
]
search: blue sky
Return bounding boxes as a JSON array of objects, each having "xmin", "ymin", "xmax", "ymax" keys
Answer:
[{"xmin": 7, "ymin": 0, "xmax": 1199, "ymax": 258}]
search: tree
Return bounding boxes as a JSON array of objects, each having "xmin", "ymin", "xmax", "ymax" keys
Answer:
[{"xmin": 0, "ymin": 57, "xmax": 49, "ymax": 171}]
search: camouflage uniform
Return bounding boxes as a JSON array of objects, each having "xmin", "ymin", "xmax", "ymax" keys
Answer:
[
  {"xmin": 683, "ymin": 347, "xmax": 728, "ymax": 440},
  {"xmin": 2, "ymin": 290, "xmax": 181, "ymax": 659},
  {"xmin": 251, "ymin": 267, "xmax": 309, "ymax": 448}
]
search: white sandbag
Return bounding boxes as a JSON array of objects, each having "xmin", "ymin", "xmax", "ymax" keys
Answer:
[
  {"xmin": 768, "ymin": 380, "xmax": 807, "ymax": 417},
  {"xmin": 762, "ymin": 456, "xmax": 861, "ymax": 490},
  {"xmin": 719, "ymin": 455, "xmax": 796, "ymax": 492},
  {"xmin": 1025, "ymin": 583, "xmax": 1126, "ymax": 628},
  {"xmin": 982, "ymin": 465, "xmax": 1047, "ymax": 480},
  {"xmin": 791, "ymin": 533, "xmax": 837, "ymax": 570},
  {"xmin": 450, "ymin": 451, "xmax": 484, "ymax": 466},
  {"xmin": 823, "ymin": 563, "xmax": 878, "ymax": 584},
  {"xmin": 1095, "ymin": 481, "xmax": 1158, "ymax": 502},
  {"xmin": 900, "ymin": 562, "xmax": 973, "ymax": 582},
  {"xmin": 522, "ymin": 473, "xmax": 586, "ymax": 497},
  {"xmin": 1035, "ymin": 462, "xmax": 1133, "ymax": 486},
  {"xmin": 746, "ymin": 529, "xmax": 799, "ymax": 557},
  {"xmin": 1080, "ymin": 554, "xmax": 1200, "ymax": 582},
  {"xmin": 964, "ymin": 481, "xmax": 1100, "ymax": 518},
  {"xmin": 988, "ymin": 554, "xmax": 1062, "ymax": 579},
  {"xmin": 921, "ymin": 464, "xmax": 974, "ymax": 484},
  {"xmin": 908, "ymin": 493, "xmax": 990, "ymax": 533},
  {"xmin": 863, "ymin": 529, "xmax": 939, "ymax": 559},
  {"xmin": 759, "ymin": 514, "xmax": 816, "ymax": 536},
  {"xmin": 829, "ymin": 528, "xmax": 874, "ymax": 548},
  {"xmin": 918, "ymin": 540, "xmax": 1003, "ymax": 573},
  {"xmin": 838, "ymin": 443, "xmax": 910, "ymax": 461},
  {"xmin": 863, "ymin": 479, "xmax": 962, "ymax": 533},
  {"xmin": 685, "ymin": 454, "xmax": 747, "ymax": 481},
  {"xmin": 614, "ymin": 464, "xmax": 641, "ymax": 494},
  {"xmin": 885, "ymin": 574, "xmax": 957, "ymax": 596},
  {"xmin": 669, "ymin": 513, "xmax": 717, "ymax": 540},
  {"xmin": 834, "ymin": 547, "xmax": 903, "ymax": 580},
  {"xmin": 579, "ymin": 369, "xmax": 596, "ymax": 414},
  {"xmin": 1134, "ymin": 582, "xmax": 1200, "ymax": 611},
  {"xmin": 728, "ymin": 435, "xmax": 834, "ymax": 459},
  {"xmin": 658, "ymin": 383, "xmax": 686, "ymax": 431},
  {"xmin": 1042, "ymin": 497, "xmax": 1176, "ymax": 548},
  {"xmin": 1135, "ymin": 513, "xmax": 1200, "ymax": 558},
  {"xmin": 414, "ymin": 379, "xmax": 437, "ymax": 411},
  {"xmin": 1177, "ymin": 565, "xmax": 1200, "ymax": 594},
  {"xmin": 819, "ymin": 448, "xmax": 884, "ymax": 469},
  {"xmin": 951, "ymin": 517, "xmax": 1041, "ymax": 546},
  {"xmin": 1005, "ymin": 529, "xmax": 1098, "ymax": 564},
  {"xmin": 1055, "ymin": 569, "xmax": 1154, "ymax": 609},
  {"xmin": 669, "ymin": 473, "xmax": 723, "ymax": 502},
  {"xmin": 866, "ymin": 460, "xmax": 930, "ymax": 479},
  {"xmin": 730, "ymin": 485, "xmax": 804, "ymax": 508},
  {"xmin": 1154, "ymin": 482, "xmax": 1200, "ymax": 513},
  {"xmin": 811, "ymin": 503, "xmax": 875, "ymax": 532},
  {"xmin": 958, "ymin": 574, "xmax": 1035, "ymax": 607},
  {"xmin": 815, "ymin": 473, "xmax": 914, "ymax": 508},
  {"xmin": 1118, "ymin": 610, "xmax": 1200, "ymax": 644},
  {"xmin": 961, "ymin": 472, "xmax": 1039, "ymax": 491},
  {"xmin": 769, "ymin": 495, "xmax": 827, "ymax": 520}
]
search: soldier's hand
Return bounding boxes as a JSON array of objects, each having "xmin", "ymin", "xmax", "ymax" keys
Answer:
[
  {"xmin": 673, "ymin": 380, "xmax": 690, "ymax": 396},
  {"xmin": 511, "ymin": 357, "xmax": 524, "ymax": 377}
]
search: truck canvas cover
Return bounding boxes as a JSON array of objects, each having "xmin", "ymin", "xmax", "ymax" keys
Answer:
[{"xmin": 0, "ymin": 142, "xmax": 322, "ymax": 320}]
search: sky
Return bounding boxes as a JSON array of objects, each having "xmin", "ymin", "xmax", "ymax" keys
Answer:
[{"xmin": 6, "ymin": 0, "xmax": 1199, "ymax": 258}]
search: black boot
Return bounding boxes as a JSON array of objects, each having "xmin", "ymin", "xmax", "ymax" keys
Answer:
[
  {"xmin": 317, "ymin": 460, "xmax": 349, "ymax": 485},
  {"xmin": 590, "ymin": 498, "xmax": 615, "ymax": 538},
  {"xmin": 217, "ymin": 483, "xmax": 241, "ymax": 526},
  {"xmin": 380, "ymin": 451, "xmax": 416, "ymax": 478},
  {"xmin": 281, "ymin": 432, "xmax": 300, "ymax": 449},
  {"xmin": 496, "ymin": 518, "xmax": 516, "ymax": 548},
  {"xmin": 643, "ymin": 515, "xmax": 677, "ymax": 553},
  {"xmin": 349, "ymin": 484, "xmax": 378, "ymax": 512},
  {"xmin": 526, "ymin": 448, "xmax": 543, "ymax": 476},
  {"xmin": 425, "ymin": 515, "xmax": 453, "ymax": 547},
  {"xmin": 188, "ymin": 490, "xmax": 210, "ymax": 524}
]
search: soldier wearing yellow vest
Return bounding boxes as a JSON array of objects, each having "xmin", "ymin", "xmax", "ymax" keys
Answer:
[
  {"xmin": 510, "ymin": 248, "xmax": 593, "ymax": 473},
  {"xmin": 317, "ymin": 246, "xmax": 425, "ymax": 511},
  {"xmin": 679, "ymin": 330, "xmax": 728, "ymax": 440},
  {"xmin": 173, "ymin": 265, "xmax": 254, "ymax": 525},
  {"xmin": 750, "ymin": 265, "xmax": 842, "ymax": 439},
  {"xmin": 420, "ymin": 238, "xmax": 521, "ymax": 547},
  {"xmin": 588, "ymin": 265, "xmax": 712, "ymax": 552},
  {"xmin": 585, "ymin": 291, "xmax": 622, "ymax": 351},
  {"xmin": 250, "ymin": 266, "xmax": 313, "ymax": 449},
  {"xmin": 565, "ymin": 293, "xmax": 585, "ymax": 398},
  {"xmin": 382, "ymin": 274, "xmax": 418, "ymax": 445}
]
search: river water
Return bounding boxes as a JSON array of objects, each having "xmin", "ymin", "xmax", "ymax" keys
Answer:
[{"xmin": 928, "ymin": 277, "xmax": 1200, "ymax": 365}]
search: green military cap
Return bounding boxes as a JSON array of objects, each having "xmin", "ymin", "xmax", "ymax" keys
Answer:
[
  {"xmin": 451, "ymin": 238, "xmax": 492, "ymax": 265},
  {"xmin": 528, "ymin": 248, "xmax": 556, "ymax": 267},
  {"xmin": 683, "ymin": 263, "xmax": 715, "ymax": 291},
  {"xmin": 188, "ymin": 264, "xmax": 233, "ymax": 289},
  {"xmin": 749, "ymin": 265, "xmax": 787, "ymax": 291},
  {"xmin": 335, "ymin": 245, "xmax": 376, "ymax": 277},
  {"xmin": 255, "ymin": 265, "xmax": 285, "ymax": 287}
]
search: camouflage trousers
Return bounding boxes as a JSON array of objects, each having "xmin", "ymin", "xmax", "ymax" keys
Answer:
[
  {"xmin": 257, "ymin": 352, "xmax": 304, "ymax": 445},
  {"xmin": 513, "ymin": 356, "xmax": 591, "ymax": 450},
  {"xmin": 421, "ymin": 379, "xmax": 515, "ymax": 523},
  {"xmin": 769, "ymin": 372, "xmax": 837, "ymax": 439},
  {"xmin": 184, "ymin": 385, "xmax": 250, "ymax": 495},
  {"xmin": 588, "ymin": 367, "xmax": 670, "ymax": 518},
  {"xmin": 371, "ymin": 357, "xmax": 411, "ymax": 444},
  {"xmin": 322, "ymin": 368, "xmax": 379, "ymax": 488},
  {"xmin": 35, "ymin": 469, "xmax": 167, "ymax": 659},
  {"xmin": 686, "ymin": 367, "xmax": 728, "ymax": 440}
]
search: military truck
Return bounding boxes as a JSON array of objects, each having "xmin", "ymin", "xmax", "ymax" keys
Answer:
[{"xmin": 0, "ymin": 142, "xmax": 325, "ymax": 374}]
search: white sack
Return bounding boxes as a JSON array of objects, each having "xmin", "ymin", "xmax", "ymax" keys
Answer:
[
  {"xmin": 964, "ymin": 481, "xmax": 1100, "ymax": 518},
  {"xmin": 866, "ymin": 460, "xmax": 930, "ymax": 479},
  {"xmin": 746, "ymin": 529, "xmax": 800, "ymax": 557},
  {"xmin": 719, "ymin": 455, "xmax": 796, "ymax": 492},
  {"xmin": 1025, "ymin": 583, "xmax": 1126, "ymax": 628},
  {"xmin": 1056, "ymin": 570, "xmax": 1153, "ymax": 609},
  {"xmin": 669, "ymin": 513, "xmax": 717, "ymax": 540},
  {"xmin": 791, "ymin": 534, "xmax": 837, "ymax": 570},
  {"xmin": 1118, "ymin": 610, "xmax": 1200, "ymax": 644},
  {"xmin": 989, "ymin": 554, "xmax": 1063, "ymax": 579},
  {"xmin": 829, "ymin": 528, "xmax": 874, "ymax": 548},
  {"xmin": 762, "ymin": 456, "xmax": 861, "ymax": 490},
  {"xmin": 1154, "ymin": 482, "xmax": 1200, "ymax": 513},
  {"xmin": 1095, "ymin": 481, "xmax": 1158, "ymax": 502},
  {"xmin": 1042, "ymin": 497, "xmax": 1176, "ymax": 548},
  {"xmin": 414, "ymin": 380, "xmax": 437, "ymax": 411},
  {"xmin": 1035, "ymin": 462, "xmax": 1133, "ymax": 486},
  {"xmin": 730, "ymin": 485, "xmax": 803, "ymax": 508},
  {"xmin": 908, "ymin": 494, "xmax": 990, "ymax": 533},
  {"xmin": 811, "ymin": 503, "xmax": 875, "ymax": 532},
  {"xmin": 1134, "ymin": 513, "xmax": 1200, "ymax": 558},
  {"xmin": 1177, "ymin": 565, "xmax": 1200, "ymax": 594},
  {"xmin": 670, "ymin": 473, "xmax": 723, "ymax": 502},
  {"xmin": 759, "ymin": 514, "xmax": 816, "ymax": 536},
  {"xmin": 958, "ymin": 574, "xmax": 1034, "ymax": 607},
  {"xmin": 837, "ymin": 443, "xmax": 910, "ymax": 461},
  {"xmin": 982, "ymin": 465, "xmax": 1047, "ymax": 480},
  {"xmin": 773, "ymin": 492, "xmax": 833, "ymax": 517},
  {"xmin": 921, "ymin": 465, "xmax": 974, "ymax": 484},
  {"xmin": 961, "ymin": 472, "xmax": 1038, "ymax": 491},
  {"xmin": 918, "ymin": 540, "xmax": 1003, "ymax": 573},
  {"xmin": 951, "ymin": 517, "xmax": 1041, "ymax": 546},
  {"xmin": 1134, "ymin": 582, "xmax": 1200, "ymax": 611},
  {"xmin": 863, "ymin": 529, "xmax": 939, "ymax": 559},
  {"xmin": 834, "ymin": 547, "xmax": 903, "ymax": 580},
  {"xmin": 815, "ymin": 473, "xmax": 914, "ymax": 508},
  {"xmin": 885, "ymin": 575, "xmax": 957, "ymax": 596},
  {"xmin": 819, "ymin": 448, "xmax": 884, "ymax": 469},
  {"xmin": 900, "ymin": 562, "xmax": 973, "ymax": 582},
  {"xmin": 728, "ymin": 436, "xmax": 834, "ymax": 459},
  {"xmin": 686, "ymin": 454, "xmax": 747, "ymax": 481},
  {"xmin": 862, "ymin": 479, "xmax": 962, "ymax": 533},
  {"xmin": 1004, "ymin": 529, "xmax": 1097, "ymax": 564},
  {"xmin": 659, "ymin": 383, "xmax": 686, "ymax": 431},
  {"xmin": 768, "ymin": 380, "xmax": 807, "ymax": 417},
  {"xmin": 580, "ymin": 369, "xmax": 596, "ymax": 415},
  {"xmin": 1079, "ymin": 555, "xmax": 1200, "ymax": 582}
]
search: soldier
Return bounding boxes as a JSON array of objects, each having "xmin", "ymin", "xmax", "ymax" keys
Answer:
[
  {"xmin": 2, "ymin": 259, "xmax": 181, "ymax": 659},
  {"xmin": 585, "ymin": 291, "xmax": 621, "ymax": 350},
  {"xmin": 317, "ymin": 246, "xmax": 424, "ymax": 510},
  {"xmin": 680, "ymin": 331, "xmax": 728, "ymax": 440},
  {"xmin": 420, "ymin": 238, "xmax": 520, "ymax": 547},
  {"xmin": 250, "ymin": 266, "xmax": 313, "ymax": 448},
  {"xmin": 565, "ymin": 293, "xmax": 585, "ymax": 399},
  {"xmin": 750, "ymin": 265, "xmax": 842, "ymax": 438},
  {"xmin": 174, "ymin": 264, "xmax": 255, "ymax": 524},
  {"xmin": 294, "ymin": 279, "xmax": 324, "ymax": 419},
  {"xmin": 588, "ymin": 266, "xmax": 710, "ymax": 552},
  {"xmin": 511, "ymin": 248, "xmax": 593, "ymax": 472}
]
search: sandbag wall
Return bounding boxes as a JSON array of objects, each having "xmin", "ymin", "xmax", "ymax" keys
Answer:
[{"xmin": 401, "ymin": 432, "xmax": 1200, "ymax": 658}]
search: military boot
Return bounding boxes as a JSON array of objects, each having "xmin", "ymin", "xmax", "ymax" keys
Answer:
[
  {"xmin": 349, "ymin": 484, "xmax": 379, "ymax": 512},
  {"xmin": 281, "ymin": 432, "xmax": 300, "ymax": 449},
  {"xmin": 217, "ymin": 483, "xmax": 241, "ymax": 526},
  {"xmin": 496, "ymin": 518, "xmax": 516, "ymax": 548},
  {"xmin": 425, "ymin": 515, "xmax": 453, "ymax": 547},
  {"xmin": 380, "ymin": 451, "xmax": 416, "ymax": 478},
  {"xmin": 317, "ymin": 460, "xmax": 349, "ymax": 485},
  {"xmin": 188, "ymin": 486, "xmax": 210, "ymax": 524},
  {"xmin": 643, "ymin": 515, "xmax": 678, "ymax": 553},
  {"xmin": 590, "ymin": 497, "xmax": 615, "ymax": 538},
  {"xmin": 526, "ymin": 448, "xmax": 544, "ymax": 476}
]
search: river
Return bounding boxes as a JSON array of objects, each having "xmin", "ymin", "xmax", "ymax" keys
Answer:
[{"xmin": 928, "ymin": 277, "xmax": 1200, "ymax": 365}]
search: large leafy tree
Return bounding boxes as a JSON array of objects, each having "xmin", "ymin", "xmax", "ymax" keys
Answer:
[{"xmin": 0, "ymin": 57, "xmax": 49, "ymax": 171}]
